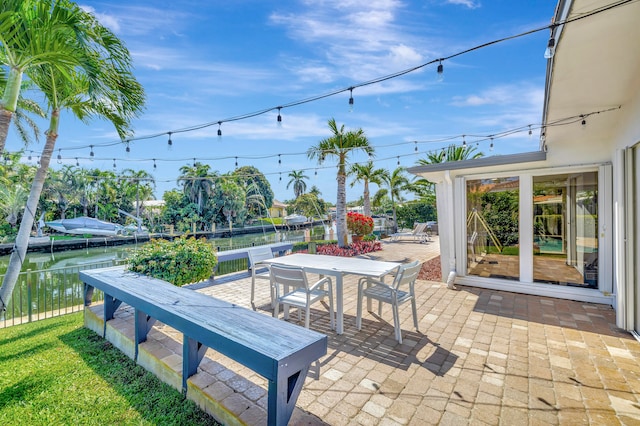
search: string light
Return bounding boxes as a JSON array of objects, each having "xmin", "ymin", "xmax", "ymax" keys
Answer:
[
  {"xmin": 348, "ymin": 87, "xmax": 354, "ymax": 112},
  {"xmin": 490, "ymin": 137, "xmax": 494, "ymax": 151},
  {"xmin": 278, "ymin": 154, "xmax": 281, "ymax": 165},
  {"xmin": 112, "ymin": 158, "xmax": 117, "ymax": 169},
  {"xmin": 414, "ymin": 141, "xmax": 418, "ymax": 153},
  {"xmin": 89, "ymin": 145, "xmax": 94, "ymax": 160},
  {"xmin": 28, "ymin": 153, "xmax": 31, "ymax": 161},
  {"xmin": 75, "ymin": 157, "xmax": 79, "ymax": 167},
  {"xmin": 277, "ymin": 107, "xmax": 282, "ymax": 127},
  {"xmin": 462, "ymin": 135, "xmax": 466, "ymax": 146},
  {"xmin": 437, "ymin": 60, "xmax": 444, "ymax": 82},
  {"xmin": 57, "ymin": 149, "xmax": 62, "ymax": 164},
  {"xmin": 167, "ymin": 132, "xmax": 173, "ymax": 150},
  {"xmin": 193, "ymin": 158, "xmax": 197, "ymax": 167},
  {"xmin": 125, "ymin": 141, "xmax": 130, "ymax": 154},
  {"xmin": 397, "ymin": 156, "xmax": 400, "ymax": 166},
  {"xmin": 544, "ymin": 37, "xmax": 556, "ymax": 59},
  {"xmin": 528, "ymin": 125, "xmax": 532, "ymax": 137},
  {"xmin": 235, "ymin": 156, "xmax": 238, "ymax": 167},
  {"xmin": 581, "ymin": 115, "xmax": 586, "ymax": 126},
  {"xmin": 217, "ymin": 122, "xmax": 222, "ymax": 138},
  {"xmin": 153, "ymin": 159, "xmax": 157, "ymax": 169},
  {"xmin": 279, "ymin": 172, "xmax": 282, "ymax": 182}
]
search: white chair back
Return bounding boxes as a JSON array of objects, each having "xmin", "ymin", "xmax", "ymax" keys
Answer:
[
  {"xmin": 393, "ymin": 260, "xmax": 422, "ymax": 291},
  {"xmin": 270, "ymin": 264, "xmax": 308, "ymax": 291}
]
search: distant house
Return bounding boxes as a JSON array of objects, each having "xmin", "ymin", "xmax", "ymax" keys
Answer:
[
  {"xmin": 269, "ymin": 200, "xmax": 287, "ymax": 218},
  {"xmin": 408, "ymin": 0, "xmax": 640, "ymax": 338}
]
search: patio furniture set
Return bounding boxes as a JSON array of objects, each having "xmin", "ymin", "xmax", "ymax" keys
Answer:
[
  {"xmin": 389, "ymin": 222, "xmax": 433, "ymax": 243},
  {"xmin": 248, "ymin": 248, "xmax": 422, "ymax": 343}
]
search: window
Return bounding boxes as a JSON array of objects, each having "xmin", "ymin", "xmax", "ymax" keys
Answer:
[
  {"xmin": 466, "ymin": 177, "xmax": 520, "ymax": 281},
  {"xmin": 533, "ymin": 172, "xmax": 598, "ymax": 288}
]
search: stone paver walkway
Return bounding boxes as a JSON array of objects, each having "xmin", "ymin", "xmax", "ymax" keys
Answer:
[{"xmin": 89, "ymin": 237, "xmax": 640, "ymax": 425}]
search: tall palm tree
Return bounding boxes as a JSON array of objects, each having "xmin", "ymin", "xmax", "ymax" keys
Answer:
[
  {"xmin": 0, "ymin": 4, "xmax": 145, "ymax": 312},
  {"xmin": 286, "ymin": 170, "xmax": 308, "ymax": 199},
  {"xmin": 0, "ymin": 69, "xmax": 46, "ymax": 148},
  {"xmin": 308, "ymin": 118, "xmax": 374, "ymax": 247},
  {"xmin": 348, "ymin": 161, "xmax": 386, "ymax": 217},
  {"xmin": 178, "ymin": 162, "xmax": 217, "ymax": 215},
  {"xmin": 0, "ymin": 0, "xmax": 92, "ymax": 152},
  {"xmin": 378, "ymin": 167, "xmax": 409, "ymax": 233}
]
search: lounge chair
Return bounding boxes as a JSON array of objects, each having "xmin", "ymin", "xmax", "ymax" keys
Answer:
[{"xmin": 389, "ymin": 223, "xmax": 429, "ymax": 242}]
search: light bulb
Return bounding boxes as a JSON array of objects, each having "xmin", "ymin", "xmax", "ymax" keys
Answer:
[
  {"xmin": 544, "ymin": 38, "xmax": 555, "ymax": 59},
  {"xmin": 437, "ymin": 60, "xmax": 444, "ymax": 82}
]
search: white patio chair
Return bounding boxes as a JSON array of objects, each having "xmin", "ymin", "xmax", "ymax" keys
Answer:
[
  {"xmin": 270, "ymin": 264, "xmax": 334, "ymax": 330},
  {"xmin": 356, "ymin": 259, "xmax": 422, "ymax": 343},
  {"xmin": 248, "ymin": 246, "xmax": 275, "ymax": 310},
  {"xmin": 389, "ymin": 223, "xmax": 427, "ymax": 242}
]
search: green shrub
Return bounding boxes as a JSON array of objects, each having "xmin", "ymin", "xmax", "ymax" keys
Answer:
[
  {"xmin": 292, "ymin": 240, "xmax": 337, "ymax": 253},
  {"xmin": 127, "ymin": 237, "xmax": 217, "ymax": 286},
  {"xmin": 362, "ymin": 234, "xmax": 377, "ymax": 242}
]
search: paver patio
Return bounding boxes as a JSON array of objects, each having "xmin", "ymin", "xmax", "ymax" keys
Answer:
[{"xmin": 87, "ymin": 236, "xmax": 640, "ymax": 425}]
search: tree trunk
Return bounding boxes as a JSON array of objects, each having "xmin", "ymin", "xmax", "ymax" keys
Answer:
[
  {"xmin": 336, "ymin": 171, "xmax": 348, "ymax": 248},
  {"xmin": 0, "ymin": 109, "xmax": 13, "ymax": 154},
  {"xmin": 363, "ymin": 180, "xmax": 371, "ymax": 217},
  {"xmin": 0, "ymin": 129, "xmax": 56, "ymax": 311},
  {"xmin": 0, "ymin": 67, "xmax": 23, "ymax": 153}
]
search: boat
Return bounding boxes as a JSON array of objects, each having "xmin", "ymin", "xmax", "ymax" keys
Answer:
[
  {"xmin": 45, "ymin": 217, "xmax": 125, "ymax": 236},
  {"xmin": 284, "ymin": 214, "xmax": 307, "ymax": 226}
]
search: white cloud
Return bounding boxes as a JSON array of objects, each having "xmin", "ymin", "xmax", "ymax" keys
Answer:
[
  {"xmin": 269, "ymin": 0, "xmax": 434, "ymax": 84},
  {"xmin": 451, "ymin": 84, "xmax": 544, "ymax": 108},
  {"xmin": 445, "ymin": 0, "xmax": 481, "ymax": 9}
]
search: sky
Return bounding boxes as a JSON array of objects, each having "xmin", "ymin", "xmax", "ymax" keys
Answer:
[{"xmin": 6, "ymin": 0, "xmax": 556, "ymax": 205}]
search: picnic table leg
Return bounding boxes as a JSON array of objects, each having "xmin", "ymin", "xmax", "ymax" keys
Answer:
[{"xmin": 336, "ymin": 274, "xmax": 344, "ymax": 334}]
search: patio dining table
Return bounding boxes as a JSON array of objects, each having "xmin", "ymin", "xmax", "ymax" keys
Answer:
[{"xmin": 262, "ymin": 253, "xmax": 401, "ymax": 334}]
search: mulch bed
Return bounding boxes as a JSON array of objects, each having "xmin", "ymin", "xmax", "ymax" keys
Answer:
[{"xmin": 418, "ymin": 256, "xmax": 442, "ymax": 281}]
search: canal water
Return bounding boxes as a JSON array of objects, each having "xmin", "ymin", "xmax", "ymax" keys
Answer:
[{"xmin": 0, "ymin": 226, "xmax": 326, "ymax": 274}]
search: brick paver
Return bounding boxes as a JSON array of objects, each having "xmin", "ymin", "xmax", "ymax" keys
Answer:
[{"xmin": 89, "ymin": 236, "xmax": 640, "ymax": 424}]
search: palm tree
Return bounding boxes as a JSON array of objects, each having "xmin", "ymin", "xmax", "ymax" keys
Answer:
[
  {"xmin": 348, "ymin": 161, "xmax": 386, "ymax": 217},
  {"xmin": 378, "ymin": 167, "xmax": 410, "ymax": 232},
  {"xmin": 0, "ymin": 4, "xmax": 145, "ymax": 312},
  {"xmin": 0, "ymin": 0, "xmax": 94, "ymax": 152},
  {"xmin": 287, "ymin": 170, "xmax": 308, "ymax": 199},
  {"xmin": 417, "ymin": 144, "xmax": 483, "ymax": 165},
  {"xmin": 0, "ymin": 184, "xmax": 27, "ymax": 227},
  {"xmin": 0, "ymin": 69, "xmax": 46, "ymax": 148},
  {"xmin": 308, "ymin": 118, "xmax": 374, "ymax": 247},
  {"xmin": 178, "ymin": 162, "xmax": 217, "ymax": 215}
]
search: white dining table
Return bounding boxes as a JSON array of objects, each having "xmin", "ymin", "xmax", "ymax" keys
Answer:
[{"xmin": 262, "ymin": 253, "xmax": 401, "ymax": 334}]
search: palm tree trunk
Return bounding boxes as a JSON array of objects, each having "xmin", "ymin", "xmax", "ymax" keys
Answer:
[
  {"xmin": 0, "ymin": 110, "xmax": 13, "ymax": 153},
  {"xmin": 0, "ymin": 126, "xmax": 56, "ymax": 311},
  {"xmin": 336, "ymin": 171, "xmax": 348, "ymax": 247},
  {"xmin": 0, "ymin": 67, "xmax": 23, "ymax": 153},
  {"xmin": 363, "ymin": 181, "xmax": 371, "ymax": 217}
]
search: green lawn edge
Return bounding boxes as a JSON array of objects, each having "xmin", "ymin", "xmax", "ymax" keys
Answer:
[{"xmin": 0, "ymin": 313, "xmax": 219, "ymax": 425}]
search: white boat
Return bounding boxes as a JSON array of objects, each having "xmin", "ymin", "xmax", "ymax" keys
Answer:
[
  {"xmin": 284, "ymin": 214, "xmax": 307, "ymax": 226},
  {"xmin": 45, "ymin": 217, "xmax": 124, "ymax": 236}
]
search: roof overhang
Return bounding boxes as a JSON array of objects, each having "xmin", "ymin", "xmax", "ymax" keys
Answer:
[{"xmin": 407, "ymin": 151, "xmax": 547, "ymax": 182}]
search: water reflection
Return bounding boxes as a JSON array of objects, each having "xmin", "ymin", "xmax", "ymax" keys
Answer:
[{"xmin": 0, "ymin": 227, "xmax": 324, "ymax": 274}]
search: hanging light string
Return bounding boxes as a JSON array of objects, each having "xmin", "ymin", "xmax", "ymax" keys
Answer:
[
  {"xmin": 19, "ymin": 106, "xmax": 621, "ymax": 188},
  {"xmin": 38, "ymin": 0, "xmax": 633, "ymax": 156},
  {"xmin": 18, "ymin": 106, "xmax": 619, "ymax": 167}
]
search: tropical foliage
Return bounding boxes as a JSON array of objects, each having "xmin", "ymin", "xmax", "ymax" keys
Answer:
[
  {"xmin": 348, "ymin": 161, "xmax": 386, "ymax": 217},
  {"xmin": 286, "ymin": 170, "xmax": 308, "ymax": 199},
  {"xmin": 308, "ymin": 118, "xmax": 374, "ymax": 247},
  {"xmin": 127, "ymin": 236, "xmax": 217, "ymax": 286}
]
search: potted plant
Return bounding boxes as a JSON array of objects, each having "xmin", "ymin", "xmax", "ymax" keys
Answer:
[{"xmin": 346, "ymin": 212, "xmax": 374, "ymax": 242}]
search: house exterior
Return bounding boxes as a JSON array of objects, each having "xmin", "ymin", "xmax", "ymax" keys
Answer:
[
  {"xmin": 408, "ymin": 0, "xmax": 640, "ymax": 339},
  {"xmin": 268, "ymin": 199, "xmax": 287, "ymax": 218}
]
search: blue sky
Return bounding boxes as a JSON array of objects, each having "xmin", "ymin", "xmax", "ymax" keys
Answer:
[{"xmin": 7, "ymin": 0, "xmax": 554, "ymax": 204}]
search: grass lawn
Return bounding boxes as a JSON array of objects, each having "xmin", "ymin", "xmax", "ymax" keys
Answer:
[{"xmin": 0, "ymin": 312, "xmax": 219, "ymax": 425}]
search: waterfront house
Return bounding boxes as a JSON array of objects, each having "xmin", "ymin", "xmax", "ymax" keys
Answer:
[{"xmin": 408, "ymin": 0, "xmax": 640, "ymax": 339}]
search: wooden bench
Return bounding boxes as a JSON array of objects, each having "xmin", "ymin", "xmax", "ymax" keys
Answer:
[{"xmin": 80, "ymin": 266, "xmax": 327, "ymax": 426}]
